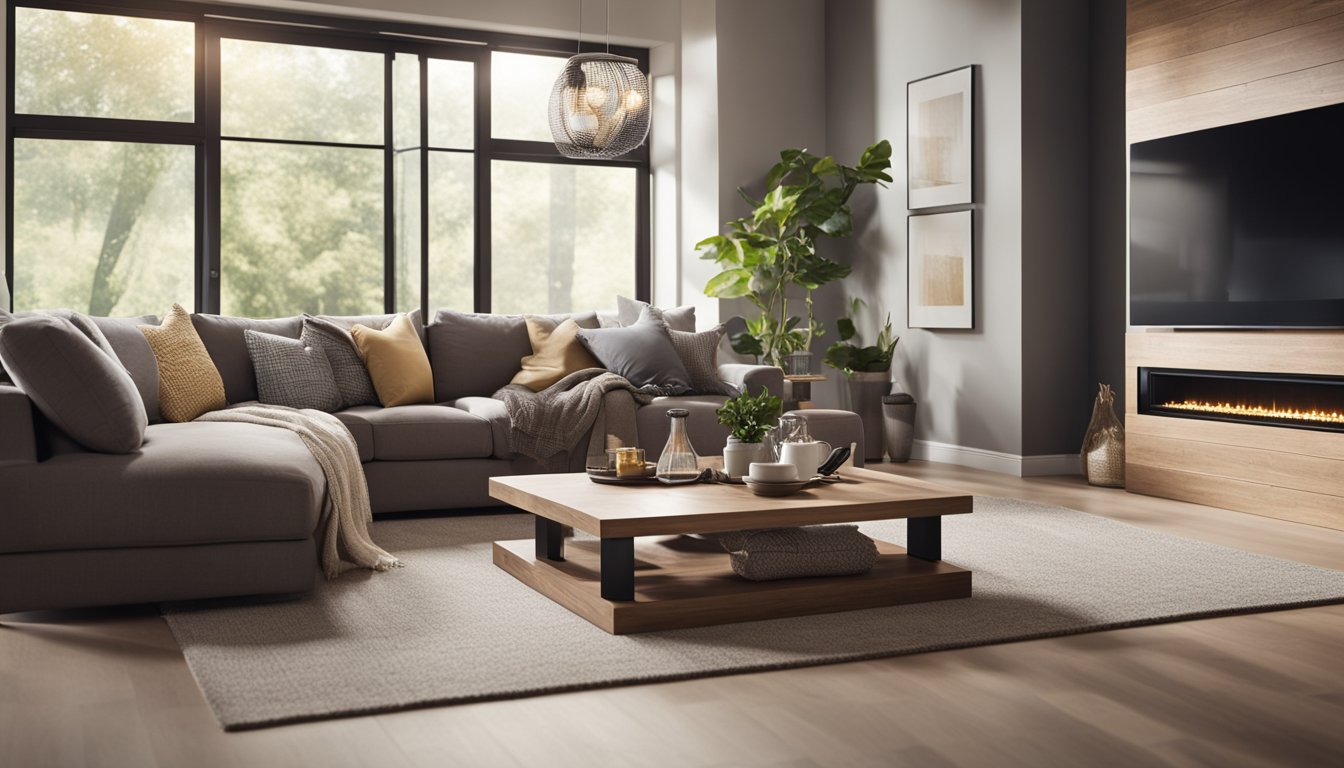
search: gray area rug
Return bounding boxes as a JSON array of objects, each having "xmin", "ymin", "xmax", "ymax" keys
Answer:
[{"xmin": 164, "ymin": 497, "xmax": 1344, "ymax": 730}]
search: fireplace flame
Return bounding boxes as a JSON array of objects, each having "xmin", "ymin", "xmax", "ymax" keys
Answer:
[{"xmin": 1160, "ymin": 400, "xmax": 1344, "ymax": 425}]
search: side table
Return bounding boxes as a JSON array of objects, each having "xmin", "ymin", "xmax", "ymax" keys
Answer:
[{"xmin": 783, "ymin": 374, "xmax": 826, "ymax": 409}]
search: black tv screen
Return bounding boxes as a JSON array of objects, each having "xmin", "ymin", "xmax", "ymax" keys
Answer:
[{"xmin": 1129, "ymin": 102, "xmax": 1344, "ymax": 328}]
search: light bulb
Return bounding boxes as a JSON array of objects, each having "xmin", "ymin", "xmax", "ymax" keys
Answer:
[
  {"xmin": 585, "ymin": 85, "xmax": 609, "ymax": 110},
  {"xmin": 568, "ymin": 108, "xmax": 599, "ymax": 135},
  {"xmin": 622, "ymin": 89, "xmax": 644, "ymax": 112}
]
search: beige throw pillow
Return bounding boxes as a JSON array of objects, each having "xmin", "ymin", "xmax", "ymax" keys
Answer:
[
  {"xmin": 139, "ymin": 304, "xmax": 227, "ymax": 422},
  {"xmin": 511, "ymin": 316, "xmax": 602, "ymax": 392},
  {"xmin": 350, "ymin": 313, "xmax": 434, "ymax": 407}
]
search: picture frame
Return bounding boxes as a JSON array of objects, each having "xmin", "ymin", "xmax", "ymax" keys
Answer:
[
  {"xmin": 908, "ymin": 210, "xmax": 973, "ymax": 329},
  {"xmin": 907, "ymin": 66, "xmax": 973, "ymax": 210}
]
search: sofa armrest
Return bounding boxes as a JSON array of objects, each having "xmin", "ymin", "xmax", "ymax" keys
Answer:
[
  {"xmin": 717, "ymin": 364, "xmax": 784, "ymax": 399},
  {"xmin": 0, "ymin": 384, "xmax": 37, "ymax": 465}
]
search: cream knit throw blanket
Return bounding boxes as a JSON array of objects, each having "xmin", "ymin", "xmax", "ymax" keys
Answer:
[{"xmin": 196, "ymin": 405, "xmax": 401, "ymax": 579}]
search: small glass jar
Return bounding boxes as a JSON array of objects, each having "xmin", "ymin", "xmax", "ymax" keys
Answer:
[{"xmin": 656, "ymin": 408, "xmax": 700, "ymax": 481}]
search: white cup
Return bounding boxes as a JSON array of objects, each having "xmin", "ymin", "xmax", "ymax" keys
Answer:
[
  {"xmin": 748, "ymin": 462, "xmax": 798, "ymax": 482},
  {"xmin": 779, "ymin": 440, "xmax": 832, "ymax": 481}
]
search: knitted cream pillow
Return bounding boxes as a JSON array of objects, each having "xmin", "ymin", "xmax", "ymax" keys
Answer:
[
  {"xmin": 510, "ymin": 316, "xmax": 602, "ymax": 392},
  {"xmin": 139, "ymin": 304, "xmax": 227, "ymax": 422}
]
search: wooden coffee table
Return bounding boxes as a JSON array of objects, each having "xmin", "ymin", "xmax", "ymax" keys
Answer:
[{"xmin": 488, "ymin": 467, "xmax": 973, "ymax": 634}]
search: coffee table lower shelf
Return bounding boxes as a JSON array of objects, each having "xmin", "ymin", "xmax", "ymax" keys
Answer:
[{"xmin": 493, "ymin": 536, "xmax": 972, "ymax": 634}]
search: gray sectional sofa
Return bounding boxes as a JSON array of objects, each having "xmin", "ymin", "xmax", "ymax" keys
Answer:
[{"xmin": 0, "ymin": 307, "xmax": 799, "ymax": 613}]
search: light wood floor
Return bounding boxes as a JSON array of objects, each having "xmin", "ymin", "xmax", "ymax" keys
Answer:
[{"xmin": 3, "ymin": 462, "xmax": 1343, "ymax": 767}]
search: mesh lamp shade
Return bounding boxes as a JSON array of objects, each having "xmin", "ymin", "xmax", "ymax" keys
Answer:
[{"xmin": 548, "ymin": 52, "xmax": 650, "ymax": 159}]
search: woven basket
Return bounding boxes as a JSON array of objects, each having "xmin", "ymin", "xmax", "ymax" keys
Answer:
[{"xmin": 1081, "ymin": 384, "xmax": 1125, "ymax": 488}]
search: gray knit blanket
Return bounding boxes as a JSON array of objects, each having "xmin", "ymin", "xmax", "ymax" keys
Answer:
[
  {"xmin": 494, "ymin": 369, "xmax": 664, "ymax": 470},
  {"xmin": 196, "ymin": 405, "xmax": 401, "ymax": 579}
]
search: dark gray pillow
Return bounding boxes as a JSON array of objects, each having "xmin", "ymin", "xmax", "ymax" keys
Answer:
[
  {"xmin": 577, "ymin": 306, "xmax": 692, "ymax": 393},
  {"xmin": 670, "ymin": 325, "xmax": 734, "ymax": 395},
  {"xmin": 301, "ymin": 315, "xmax": 377, "ymax": 409},
  {"xmin": 0, "ymin": 315, "xmax": 147, "ymax": 453},
  {"xmin": 616, "ymin": 296, "xmax": 696, "ymax": 332},
  {"xmin": 427, "ymin": 309, "xmax": 599, "ymax": 400},
  {"xmin": 243, "ymin": 329, "xmax": 341, "ymax": 412},
  {"xmin": 92, "ymin": 314, "xmax": 161, "ymax": 423},
  {"xmin": 192, "ymin": 313, "xmax": 303, "ymax": 404}
]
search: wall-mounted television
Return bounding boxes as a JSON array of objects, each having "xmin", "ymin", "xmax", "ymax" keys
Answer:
[{"xmin": 1129, "ymin": 102, "xmax": 1344, "ymax": 328}]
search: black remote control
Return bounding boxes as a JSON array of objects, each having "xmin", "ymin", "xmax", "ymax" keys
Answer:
[{"xmin": 817, "ymin": 445, "xmax": 851, "ymax": 477}]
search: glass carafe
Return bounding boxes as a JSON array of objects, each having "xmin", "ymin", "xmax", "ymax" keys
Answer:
[{"xmin": 656, "ymin": 408, "xmax": 700, "ymax": 480}]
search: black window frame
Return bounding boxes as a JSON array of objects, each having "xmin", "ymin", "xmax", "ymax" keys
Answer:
[{"xmin": 4, "ymin": 0, "xmax": 652, "ymax": 317}]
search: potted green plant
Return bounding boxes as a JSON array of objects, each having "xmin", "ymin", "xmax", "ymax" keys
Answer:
[
  {"xmin": 823, "ymin": 301, "xmax": 899, "ymax": 461},
  {"xmin": 697, "ymin": 141, "xmax": 892, "ymax": 368},
  {"xmin": 715, "ymin": 387, "xmax": 783, "ymax": 479}
]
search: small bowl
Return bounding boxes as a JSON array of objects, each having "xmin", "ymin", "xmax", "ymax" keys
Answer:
[{"xmin": 748, "ymin": 462, "xmax": 797, "ymax": 482}]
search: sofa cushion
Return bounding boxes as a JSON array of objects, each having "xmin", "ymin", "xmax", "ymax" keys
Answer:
[
  {"xmin": 142, "ymin": 304, "xmax": 228, "ymax": 422},
  {"xmin": 451, "ymin": 396, "xmax": 514, "ymax": 459},
  {"xmin": 333, "ymin": 406, "xmax": 377, "ymax": 462},
  {"xmin": 0, "ymin": 315, "xmax": 147, "ymax": 454},
  {"xmin": 334, "ymin": 404, "xmax": 493, "ymax": 461},
  {"xmin": 428, "ymin": 310, "xmax": 598, "ymax": 401},
  {"xmin": 637, "ymin": 395, "xmax": 732, "ymax": 459},
  {"xmin": 670, "ymin": 325, "xmax": 734, "ymax": 396},
  {"xmin": 191, "ymin": 313, "xmax": 302, "ymax": 404},
  {"xmin": 245, "ymin": 329, "xmax": 342, "ymax": 411},
  {"xmin": 351, "ymin": 314, "xmax": 434, "ymax": 407},
  {"xmin": 577, "ymin": 306, "xmax": 692, "ymax": 393},
  {"xmin": 92, "ymin": 315, "xmax": 161, "ymax": 423},
  {"xmin": 301, "ymin": 315, "xmax": 378, "ymax": 409},
  {"xmin": 511, "ymin": 316, "xmax": 601, "ymax": 392},
  {"xmin": 616, "ymin": 296, "xmax": 696, "ymax": 332},
  {"xmin": 0, "ymin": 421, "xmax": 323, "ymax": 554}
]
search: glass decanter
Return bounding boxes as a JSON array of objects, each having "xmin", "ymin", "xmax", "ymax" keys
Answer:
[{"xmin": 656, "ymin": 408, "xmax": 701, "ymax": 481}]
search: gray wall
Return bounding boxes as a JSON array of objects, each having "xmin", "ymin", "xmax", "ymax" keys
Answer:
[
  {"xmin": 1020, "ymin": 0, "xmax": 1091, "ymax": 455},
  {"xmin": 823, "ymin": 0, "xmax": 1025, "ymax": 457},
  {"xmin": 823, "ymin": 0, "xmax": 1115, "ymax": 460},
  {"xmin": 1088, "ymin": 0, "xmax": 1128, "ymax": 413}
]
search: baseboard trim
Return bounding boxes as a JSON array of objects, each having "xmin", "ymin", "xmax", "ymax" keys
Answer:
[{"xmin": 910, "ymin": 440, "xmax": 1080, "ymax": 477}]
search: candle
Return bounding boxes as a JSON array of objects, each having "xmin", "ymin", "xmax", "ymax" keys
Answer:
[{"xmin": 615, "ymin": 447, "xmax": 646, "ymax": 478}]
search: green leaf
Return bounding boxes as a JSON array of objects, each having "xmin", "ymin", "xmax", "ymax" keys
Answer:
[
  {"xmin": 704, "ymin": 268, "xmax": 753, "ymax": 298},
  {"xmin": 816, "ymin": 206, "xmax": 852, "ymax": 237},
  {"xmin": 729, "ymin": 331, "xmax": 764, "ymax": 357},
  {"xmin": 836, "ymin": 317, "xmax": 856, "ymax": 342}
]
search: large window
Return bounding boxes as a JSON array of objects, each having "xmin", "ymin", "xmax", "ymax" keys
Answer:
[{"xmin": 6, "ymin": 1, "xmax": 650, "ymax": 317}]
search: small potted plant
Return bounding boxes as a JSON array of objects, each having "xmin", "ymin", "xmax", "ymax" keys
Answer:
[
  {"xmin": 824, "ymin": 300, "xmax": 899, "ymax": 461},
  {"xmin": 716, "ymin": 387, "xmax": 783, "ymax": 479}
]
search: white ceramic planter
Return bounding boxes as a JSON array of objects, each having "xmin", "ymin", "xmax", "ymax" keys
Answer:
[{"xmin": 723, "ymin": 438, "xmax": 769, "ymax": 479}]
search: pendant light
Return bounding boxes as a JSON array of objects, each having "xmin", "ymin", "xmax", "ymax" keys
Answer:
[{"xmin": 548, "ymin": 0, "xmax": 650, "ymax": 159}]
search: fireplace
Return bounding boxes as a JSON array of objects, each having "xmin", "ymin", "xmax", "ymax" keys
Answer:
[{"xmin": 1138, "ymin": 367, "xmax": 1344, "ymax": 433}]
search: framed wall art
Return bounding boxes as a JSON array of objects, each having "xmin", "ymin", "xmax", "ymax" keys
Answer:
[
  {"xmin": 907, "ymin": 65, "xmax": 973, "ymax": 210},
  {"xmin": 908, "ymin": 210, "xmax": 973, "ymax": 329}
]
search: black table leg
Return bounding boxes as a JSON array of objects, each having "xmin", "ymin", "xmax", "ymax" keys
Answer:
[
  {"xmin": 907, "ymin": 516, "xmax": 942, "ymax": 561},
  {"xmin": 535, "ymin": 516, "xmax": 564, "ymax": 561},
  {"xmin": 600, "ymin": 537, "xmax": 635, "ymax": 601}
]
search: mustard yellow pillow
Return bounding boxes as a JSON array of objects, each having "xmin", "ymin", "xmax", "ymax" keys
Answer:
[
  {"xmin": 138, "ymin": 304, "xmax": 227, "ymax": 422},
  {"xmin": 350, "ymin": 313, "xmax": 434, "ymax": 407},
  {"xmin": 510, "ymin": 316, "xmax": 603, "ymax": 392}
]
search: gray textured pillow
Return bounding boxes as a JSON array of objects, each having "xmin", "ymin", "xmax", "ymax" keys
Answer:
[
  {"xmin": 615, "ymin": 296, "xmax": 696, "ymax": 332},
  {"xmin": 192, "ymin": 313, "xmax": 303, "ymax": 404},
  {"xmin": 0, "ymin": 314, "xmax": 147, "ymax": 453},
  {"xmin": 719, "ymin": 525, "xmax": 879, "ymax": 581},
  {"xmin": 301, "ymin": 315, "xmax": 377, "ymax": 408},
  {"xmin": 576, "ymin": 306, "xmax": 692, "ymax": 393},
  {"xmin": 244, "ymin": 329, "xmax": 342, "ymax": 411},
  {"xmin": 670, "ymin": 325, "xmax": 734, "ymax": 395}
]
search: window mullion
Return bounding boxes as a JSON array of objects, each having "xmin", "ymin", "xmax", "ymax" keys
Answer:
[
  {"xmin": 384, "ymin": 51, "xmax": 395, "ymax": 315},
  {"xmin": 419, "ymin": 54, "xmax": 429, "ymax": 321},
  {"xmin": 475, "ymin": 49, "xmax": 491, "ymax": 314}
]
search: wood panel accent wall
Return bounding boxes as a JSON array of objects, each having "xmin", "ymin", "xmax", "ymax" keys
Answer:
[
  {"xmin": 1124, "ymin": 0, "xmax": 1344, "ymax": 530},
  {"xmin": 1127, "ymin": 0, "xmax": 1344, "ymax": 143}
]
